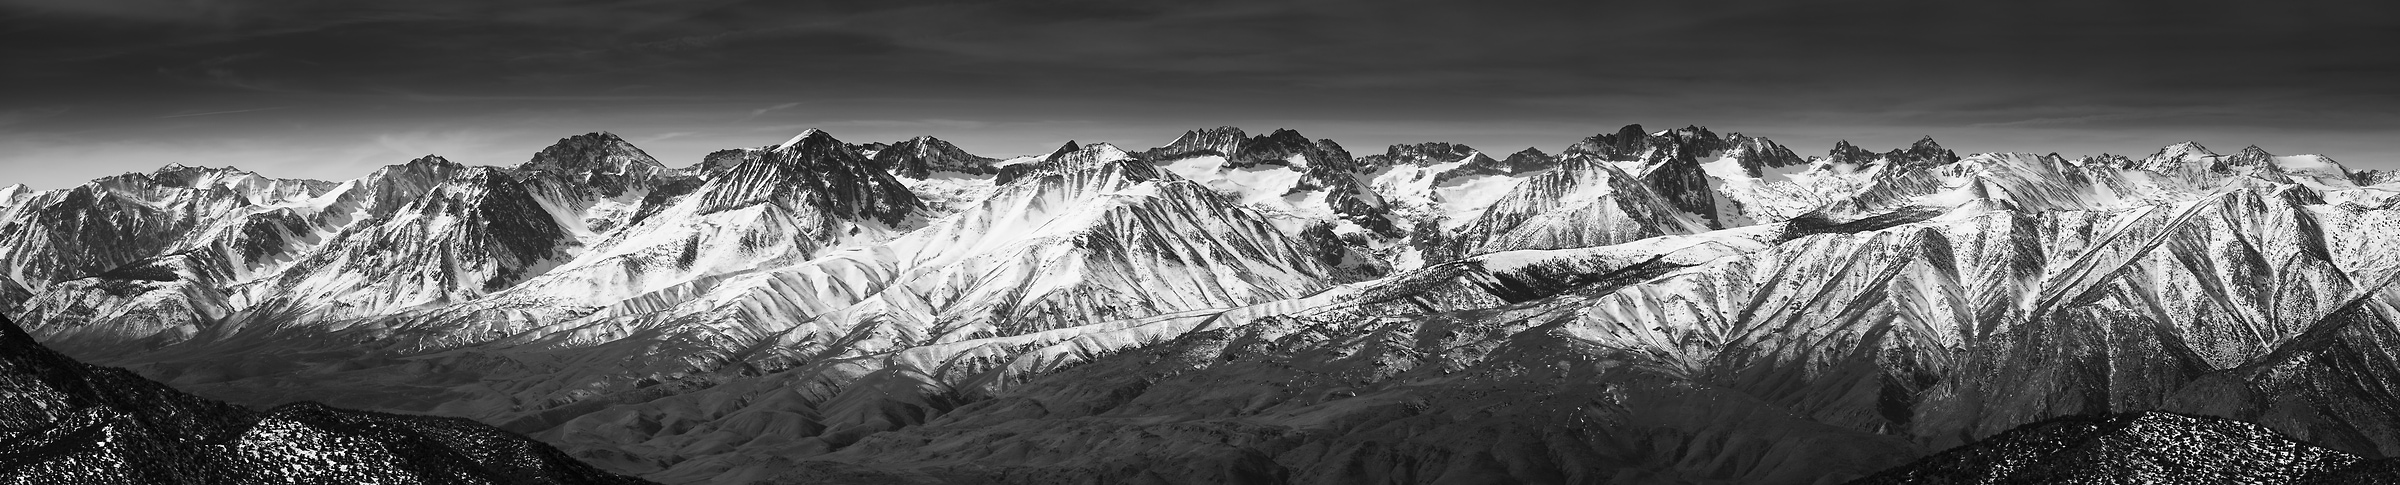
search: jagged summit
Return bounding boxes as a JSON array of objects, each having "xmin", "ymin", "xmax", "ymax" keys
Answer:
[
  {"xmin": 1467, "ymin": 147, "xmax": 1560, "ymax": 179},
  {"xmin": 1143, "ymin": 126, "xmax": 1247, "ymax": 160},
  {"xmin": 148, "ymin": 163, "xmax": 242, "ymax": 179},
  {"xmin": 2138, "ymin": 140, "xmax": 2221, "ymax": 171},
  {"xmin": 1139, "ymin": 126, "xmax": 1342, "ymax": 171},
  {"xmin": 1367, "ymin": 141, "xmax": 1484, "ymax": 168},
  {"xmin": 1891, "ymin": 135, "xmax": 1960, "ymax": 166},
  {"xmin": 996, "ymin": 142, "xmax": 1150, "ymax": 184},
  {"xmin": 775, "ymin": 128, "xmax": 823, "ymax": 151},
  {"xmin": 2159, "ymin": 140, "xmax": 2214, "ymax": 156},
  {"xmin": 516, "ymin": 132, "xmax": 677, "ymax": 202},
  {"xmin": 401, "ymin": 154, "xmax": 458, "ymax": 169},
  {"xmin": 1824, "ymin": 136, "xmax": 1957, "ymax": 168},
  {"xmin": 693, "ymin": 129, "xmax": 920, "ymax": 225},
  {"xmin": 876, "ymin": 135, "xmax": 1001, "ymax": 178},
  {"xmin": 1046, "ymin": 140, "xmax": 1082, "ymax": 158},
  {"xmin": 1564, "ymin": 123, "xmax": 1655, "ymax": 160},
  {"xmin": 1827, "ymin": 139, "xmax": 1873, "ymax": 164},
  {"xmin": 2226, "ymin": 144, "xmax": 2277, "ymax": 166},
  {"xmin": 520, "ymin": 132, "xmax": 667, "ymax": 175}
]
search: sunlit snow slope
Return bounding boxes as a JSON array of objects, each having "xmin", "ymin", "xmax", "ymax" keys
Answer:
[{"xmin": 5, "ymin": 125, "xmax": 2400, "ymax": 484}]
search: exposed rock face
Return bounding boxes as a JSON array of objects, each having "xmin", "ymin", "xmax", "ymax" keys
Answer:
[
  {"xmin": 1451, "ymin": 158, "xmax": 1709, "ymax": 255},
  {"xmin": 0, "ymin": 313, "xmax": 651, "ymax": 484},
  {"xmin": 1142, "ymin": 129, "xmax": 1401, "ymax": 279},
  {"xmin": 4, "ymin": 124, "xmax": 2395, "ymax": 485},
  {"xmin": 695, "ymin": 129, "xmax": 921, "ymax": 226},
  {"xmin": 876, "ymin": 136, "xmax": 1001, "ymax": 178},
  {"xmin": 236, "ymin": 167, "xmax": 578, "ymax": 321},
  {"xmin": 520, "ymin": 133, "xmax": 670, "ymax": 191},
  {"xmin": 1140, "ymin": 126, "xmax": 1250, "ymax": 162}
]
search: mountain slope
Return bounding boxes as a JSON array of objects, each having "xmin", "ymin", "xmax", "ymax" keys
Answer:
[
  {"xmin": 0, "ymin": 313, "xmax": 652, "ymax": 484},
  {"xmin": 9, "ymin": 126, "xmax": 2400, "ymax": 484},
  {"xmin": 1851, "ymin": 411, "xmax": 2396, "ymax": 484}
]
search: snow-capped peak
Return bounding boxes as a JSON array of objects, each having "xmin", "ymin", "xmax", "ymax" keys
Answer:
[
  {"xmin": 776, "ymin": 129, "xmax": 824, "ymax": 151},
  {"xmin": 519, "ymin": 132, "xmax": 665, "ymax": 176},
  {"xmin": 2151, "ymin": 140, "xmax": 2216, "ymax": 159}
]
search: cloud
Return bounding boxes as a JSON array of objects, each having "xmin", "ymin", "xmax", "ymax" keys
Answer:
[
  {"xmin": 365, "ymin": 128, "xmax": 514, "ymax": 163},
  {"xmin": 635, "ymin": 131, "xmax": 697, "ymax": 144},
  {"xmin": 739, "ymin": 102, "xmax": 802, "ymax": 122},
  {"xmin": 157, "ymin": 106, "xmax": 290, "ymax": 118},
  {"xmin": 0, "ymin": 107, "xmax": 72, "ymax": 128},
  {"xmin": 800, "ymin": 119, "xmax": 994, "ymax": 131},
  {"xmin": 0, "ymin": 0, "xmax": 2393, "ymax": 179}
]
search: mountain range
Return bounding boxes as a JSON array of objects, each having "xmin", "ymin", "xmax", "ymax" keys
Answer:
[{"xmin": 5, "ymin": 124, "xmax": 2399, "ymax": 483}]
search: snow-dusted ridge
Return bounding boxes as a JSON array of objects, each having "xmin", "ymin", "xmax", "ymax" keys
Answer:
[{"xmin": 4, "ymin": 124, "xmax": 2398, "ymax": 484}]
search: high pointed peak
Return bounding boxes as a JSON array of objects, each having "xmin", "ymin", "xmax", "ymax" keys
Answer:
[
  {"xmin": 2155, "ymin": 140, "xmax": 2216, "ymax": 156},
  {"xmin": 1074, "ymin": 142, "xmax": 1131, "ymax": 161},
  {"xmin": 2222, "ymin": 145, "xmax": 2278, "ymax": 168},
  {"xmin": 1828, "ymin": 140, "xmax": 1873, "ymax": 158},
  {"xmin": 524, "ymin": 131, "xmax": 665, "ymax": 175},
  {"xmin": 557, "ymin": 133, "xmax": 622, "ymax": 148},
  {"xmin": 150, "ymin": 163, "xmax": 245, "ymax": 176},
  {"xmin": 1167, "ymin": 126, "xmax": 1246, "ymax": 142},
  {"xmin": 776, "ymin": 129, "xmax": 834, "ymax": 151},
  {"xmin": 1260, "ymin": 128, "xmax": 1310, "ymax": 142},
  {"xmin": 408, "ymin": 154, "xmax": 454, "ymax": 166},
  {"xmin": 1667, "ymin": 125, "xmax": 1718, "ymax": 139},
  {"xmin": 696, "ymin": 129, "xmax": 920, "ymax": 222},
  {"xmin": 996, "ymin": 142, "xmax": 1150, "ymax": 185},
  {"xmin": 1911, "ymin": 136, "xmax": 1943, "ymax": 149},
  {"xmin": 1048, "ymin": 140, "xmax": 1083, "ymax": 159},
  {"xmin": 904, "ymin": 135, "xmax": 970, "ymax": 152},
  {"xmin": 878, "ymin": 135, "xmax": 1001, "ymax": 178},
  {"xmin": 1066, "ymin": 143, "xmax": 1129, "ymax": 164}
]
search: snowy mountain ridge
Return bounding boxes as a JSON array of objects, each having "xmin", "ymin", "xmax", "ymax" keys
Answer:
[{"xmin": 3, "ymin": 125, "xmax": 2397, "ymax": 484}]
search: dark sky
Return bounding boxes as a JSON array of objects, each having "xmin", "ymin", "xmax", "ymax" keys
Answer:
[{"xmin": 3, "ymin": 0, "xmax": 2395, "ymax": 188}]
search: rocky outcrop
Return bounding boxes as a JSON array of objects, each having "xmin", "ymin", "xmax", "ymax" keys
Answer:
[
  {"xmin": 0, "ymin": 313, "xmax": 651, "ymax": 484},
  {"xmin": 876, "ymin": 136, "xmax": 1001, "ymax": 178},
  {"xmin": 695, "ymin": 129, "xmax": 921, "ymax": 226},
  {"xmin": 1854, "ymin": 412, "xmax": 2398, "ymax": 484}
]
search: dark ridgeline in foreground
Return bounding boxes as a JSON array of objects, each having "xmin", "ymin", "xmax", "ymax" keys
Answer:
[{"xmin": 0, "ymin": 313, "xmax": 652, "ymax": 484}]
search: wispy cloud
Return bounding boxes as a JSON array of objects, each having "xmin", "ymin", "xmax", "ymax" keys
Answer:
[
  {"xmin": 369, "ymin": 89, "xmax": 721, "ymax": 102},
  {"xmin": 365, "ymin": 129, "xmax": 514, "ymax": 162},
  {"xmin": 0, "ymin": 107, "xmax": 73, "ymax": 128},
  {"xmin": 158, "ymin": 106, "xmax": 291, "ymax": 118},
  {"xmin": 814, "ymin": 119, "xmax": 992, "ymax": 130},
  {"xmin": 636, "ymin": 131, "xmax": 698, "ymax": 144},
  {"xmin": 739, "ymin": 102, "xmax": 802, "ymax": 122}
]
